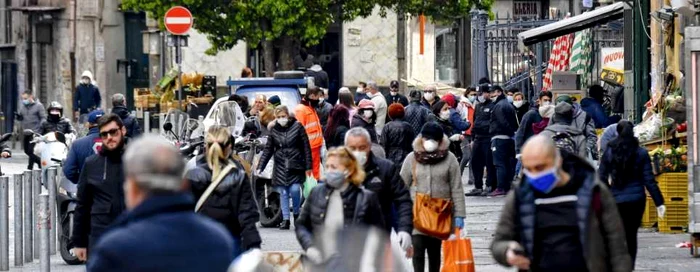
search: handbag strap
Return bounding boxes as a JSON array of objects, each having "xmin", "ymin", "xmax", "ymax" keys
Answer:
[{"xmin": 195, "ymin": 162, "xmax": 237, "ymax": 212}]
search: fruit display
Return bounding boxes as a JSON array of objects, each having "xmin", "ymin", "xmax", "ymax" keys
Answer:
[{"xmin": 650, "ymin": 145, "xmax": 688, "ymax": 174}]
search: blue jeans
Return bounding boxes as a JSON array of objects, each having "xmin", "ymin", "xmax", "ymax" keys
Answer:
[{"xmin": 276, "ymin": 184, "xmax": 301, "ymax": 220}]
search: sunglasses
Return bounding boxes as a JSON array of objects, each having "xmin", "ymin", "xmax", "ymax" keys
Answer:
[{"xmin": 99, "ymin": 128, "xmax": 120, "ymax": 138}]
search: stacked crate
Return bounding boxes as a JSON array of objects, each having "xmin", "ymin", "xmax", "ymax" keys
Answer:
[
  {"xmin": 641, "ymin": 196, "xmax": 657, "ymax": 228},
  {"xmin": 656, "ymin": 173, "xmax": 688, "ymax": 233}
]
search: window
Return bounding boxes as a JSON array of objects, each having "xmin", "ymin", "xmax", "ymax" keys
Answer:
[{"xmin": 435, "ymin": 25, "xmax": 457, "ymax": 84}]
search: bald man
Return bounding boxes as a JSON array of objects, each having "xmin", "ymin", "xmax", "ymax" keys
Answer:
[{"xmin": 491, "ymin": 135, "xmax": 631, "ymax": 272}]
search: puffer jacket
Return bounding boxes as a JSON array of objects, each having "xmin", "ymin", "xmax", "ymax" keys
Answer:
[
  {"xmin": 74, "ymin": 71, "xmax": 101, "ymax": 114},
  {"xmin": 489, "ymin": 94, "xmax": 518, "ymax": 137},
  {"xmin": 472, "ymin": 100, "xmax": 495, "ymax": 139},
  {"xmin": 185, "ymin": 158, "xmax": 262, "ymax": 250},
  {"xmin": 112, "ymin": 106, "xmax": 142, "ymax": 138},
  {"xmin": 598, "ymin": 147, "xmax": 665, "ymax": 206},
  {"xmin": 351, "ymin": 114, "xmax": 378, "ymax": 143},
  {"xmin": 258, "ymin": 118, "xmax": 312, "ymax": 187},
  {"xmin": 295, "ymin": 184, "xmax": 385, "ymax": 250},
  {"xmin": 17, "ymin": 102, "xmax": 46, "ymax": 132},
  {"xmin": 380, "ymin": 119, "xmax": 415, "ymax": 167},
  {"xmin": 491, "ymin": 151, "xmax": 631, "ymax": 272},
  {"xmin": 404, "ymin": 101, "xmax": 432, "ymax": 136},
  {"xmin": 38, "ymin": 117, "xmax": 75, "ymax": 135},
  {"xmin": 362, "ymin": 154, "xmax": 413, "ymax": 234},
  {"xmin": 539, "ymin": 123, "xmax": 589, "ymax": 159},
  {"xmin": 400, "ymin": 135, "xmax": 466, "ymax": 236}
]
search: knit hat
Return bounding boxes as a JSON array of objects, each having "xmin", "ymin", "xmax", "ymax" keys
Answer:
[
  {"xmin": 267, "ymin": 95, "xmax": 281, "ymax": 106},
  {"xmin": 87, "ymin": 109, "xmax": 105, "ymax": 124},
  {"xmin": 388, "ymin": 103, "xmax": 405, "ymax": 120},
  {"xmin": 420, "ymin": 122, "xmax": 444, "ymax": 141},
  {"xmin": 442, "ymin": 93, "xmax": 457, "ymax": 109},
  {"xmin": 409, "ymin": 90, "xmax": 422, "ymax": 102},
  {"xmin": 555, "ymin": 95, "xmax": 573, "ymax": 105},
  {"xmin": 538, "ymin": 105, "xmax": 555, "ymax": 119},
  {"xmin": 553, "ymin": 101, "xmax": 574, "ymax": 124},
  {"xmin": 358, "ymin": 99, "xmax": 375, "ymax": 110}
]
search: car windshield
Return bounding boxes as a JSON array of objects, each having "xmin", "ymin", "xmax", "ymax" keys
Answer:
[{"xmin": 236, "ymin": 87, "xmax": 301, "ymax": 110}]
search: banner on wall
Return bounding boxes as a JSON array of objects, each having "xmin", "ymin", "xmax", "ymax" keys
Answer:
[{"xmin": 600, "ymin": 47, "xmax": 624, "ymax": 85}]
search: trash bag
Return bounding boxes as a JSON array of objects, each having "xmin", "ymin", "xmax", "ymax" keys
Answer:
[{"xmin": 441, "ymin": 230, "xmax": 475, "ymax": 272}]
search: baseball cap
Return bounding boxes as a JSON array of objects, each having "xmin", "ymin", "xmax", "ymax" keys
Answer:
[{"xmin": 88, "ymin": 109, "xmax": 105, "ymax": 124}]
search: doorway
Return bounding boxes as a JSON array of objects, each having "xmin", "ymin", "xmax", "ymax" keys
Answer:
[{"xmin": 123, "ymin": 13, "xmax": 149, "ymax": 110}]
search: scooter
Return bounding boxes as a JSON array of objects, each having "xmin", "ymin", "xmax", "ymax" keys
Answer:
[{"xmin": 0, "ymin": 133, "xmax": 12, "ymax": 176}]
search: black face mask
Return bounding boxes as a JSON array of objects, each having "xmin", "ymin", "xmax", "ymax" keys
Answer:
[
  {"xmin": 48, "ymin": 113, "xmax": 61, "ymax": 123},
  {"xmin": 308, "ymin": 98, "xmax": 320, "ymax": 108}
]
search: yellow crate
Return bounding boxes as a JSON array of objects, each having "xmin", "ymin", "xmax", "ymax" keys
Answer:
[
  {"xmin": 641, "ymin": 197, "xmax": 657, "ymax": 228},
  {"xmin": 657, "ymin": 173, "xmax": 688, "ymax": 196},
  {"xmin": 658, "ymin": 220, "xmax": 687, "ymax": 233}
]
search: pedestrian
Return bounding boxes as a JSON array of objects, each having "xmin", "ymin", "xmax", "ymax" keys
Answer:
[
  {"xmin": 400, "ymin": 122, "xmax": 466, "ymax": 272},
  {"xmin": 421, "ymin": 84, "xmax": 440, "ymax": 108},
  {"xmin": 354, "ymin": 81, "xmax": 369, "ymax": 104},
  {"xmin": 72, "ymin": 113, "xmax": 128, "ymax": 261},
  {"xmin": 385, "ymin": 80, "xmax": 409, "ymax": 106},
  {"xmin": 515, "ymin": 91, "xmax": 553, "ymax": 155},
  {"xmin": 249, "ymin": 94, "xmax": 267, "ymax": 117},
  {"xmin": 404, "ymin": 90, "xmax": 432, "ymax": 137},
  {"xmin": 351, "ymin": 99, "xmax": 379, "ymax": 143},
  {"xmin": 440, "ymin": 93, "xmax": 471, "ymax": 133},
  {"xmin": 380, "ymin": 103, "xmax": 415, "ymax": 169},
  {"xmin": 539, "ymin": 102, "xmax": 589, "ymax": 158},
  {"xmin": 429, "ymin": 100, "xmax": 463, "ymax": 159},
  {"xmin": 345, "ymin": 127, "xmax": 413, "ymax": 238},
  {"xmin": 294, "ymin": 48, "xmax": 315, "ymax": 70},
  {"xmin": 365, "ymin": 81, "xmax": 388, "ymax": 134},
  {"xmin": 598, "ymin": 120, "xmax": 665, "ymax": 267},
  {"xmin": 598, "ymin": 123, "xmax": 619, "ymax": 156},
  {"xmin": 464, "ymin": 88, "xmax": 497, "ymax": 197},
  {"xmin": 512, "ymin": 92, "xmax": 529, "ymax": 124},
  {"xmin": 39, "ymin": 101, "xmax": 76, "ymax": 135},
  {"xmin": 581, "ymin": 84, "xmax": 620, "ymax": 129},
  {"xmin": 15, "ymin": 91, "xmax": 45, "ymax": 169},
  {"xmin": 87, "ymin": 136, "xmax": 234, "ymax": 271},
  {"xmin": 532, "ymin": 104, "xmax": 555, "ymax": 134},
  {"xmin": 295, "ymin": 146, "xmax": 385, "ymax": 265},
  {"xmin": 323, "ymin": 104, "xmax": 350, "ymax": 148},
  {"xmin": 267, "ymin": 95, "xmax": 281, "ymax": 108},
  {"xmin": 74, "ymin": 70, "xmax": 101, "ymax": 122},
  {"xmin": 490, "ymin": 135, "xmax": 631, "ymax": 272},
  {"xmin": 295, "ymin": 86, "xmax": 325, "ymax": 179},
  {"xmin": 241, "ymin": 67, "xmax": 253, "ymax": 78},
  {"xmin": 257, "ymin": 105, "xmax": 313, "ymax": 230},
  {"xmin": 228, "ymin": 94, "xmax": 250, "ymax": 116},
  {"xmin": 305, "ymin": 59, "xmax": 329, "ymax": 89},
  {"xmin": 488, "ymin": 85, "xmax": 518, "ymax": 197},
  {"xmin": 185, "ymin": 126, "xmax": 262, "ymax": 258},
  {"xmin": 551, "ymin": 95, "xmax": 598, "ymax": 159},
  {"xmin": 63, "ymin": 109, "xmax": 104, "ymax": 184},
  {"xmin": 110, "ymin": 93, "xmax": 142, "ymax": 138},
  {"xmin": 316, "ymin": 89, "xmax": 333, "ymax": 129},
  {"xmin": 457, "ymin": 88, "xmax": 477, "ymax": 182},
  {"xmin": 337, "ymin": 87, "xmax": 357, "ymax": 123}
]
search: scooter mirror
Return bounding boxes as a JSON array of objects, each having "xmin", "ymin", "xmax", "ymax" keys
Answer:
[
  {"xmin": 55, "ymin": 132, "xmax": 66, "ymax": 144},
  {"xmin": 23, "ymin": 129, "xmax": 35, "ymax": 136},
  {"xmin": 0, "ymin": 133, "xmax": 11, "ymax": 142},
  {"xmin": 163, "ymin": 122, "xmax": 173, "ymax": 132}
]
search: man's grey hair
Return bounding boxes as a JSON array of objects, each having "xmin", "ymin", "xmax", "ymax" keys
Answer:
[
  {"xmin": 344, "ymin": 127, "xmax": 372, "ymax": 145},
  {"xmin": 123, "ymin": 135, "xmax": 185, "ymax": 193},
  {"xmin": 367, "ymin": 81, "xmax": 378, "ymax": 92},
  {"xmin": 424, "ymin": 84, "xmax": 437, "ymax": 91},
  {"xmin": 112, "ymin": 93, "xmax": 126, "ymax": 107}
]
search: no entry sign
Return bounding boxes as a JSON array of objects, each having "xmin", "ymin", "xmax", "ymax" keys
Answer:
[{"xmin": 164, "ymin": 6, "xmax": 193, "ymax": 35}]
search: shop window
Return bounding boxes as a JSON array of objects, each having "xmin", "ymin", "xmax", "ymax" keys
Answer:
[{"xmin": 435, "ymin": 25, "xmax": 457, "ymax": 84}]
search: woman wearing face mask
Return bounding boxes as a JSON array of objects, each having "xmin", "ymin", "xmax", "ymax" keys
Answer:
[
  {"xmin": 295, "ymin": 147, "xmax": 385, "ymax": 265},
  {"xmin": 400, "ymin": 122, "xmax": 467, "ymax": 272},
  {"xmin": 429, "ymin": 100, "xmax": 465, "ymax": 159},
  {"xmin": 258, "ymin": 105, "xmax": 313, "ymax": 230},
  {"xmin": 512, "ymin": 92, "xmax": 529, "ymax": 124},
  {"xmin": 350, "ymin": 99, "xmax": 378, "ymax": 143}
]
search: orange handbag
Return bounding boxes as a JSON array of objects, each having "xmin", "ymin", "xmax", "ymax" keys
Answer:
[
  {"xmin": 441, "ymin": 229, "xmax": 475, "ymax": 272},
  {"xmin": 412, "ymin": 159, "xmax": 453, "ymax": 240}
]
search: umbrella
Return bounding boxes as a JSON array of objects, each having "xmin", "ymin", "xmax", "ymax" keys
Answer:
[
  {"xmin": 542, "ymin": 33, "xmax": 574, "ymax": 91},
  {"xmin": 569, "ymin": 28, "xmax": 593, "ymax": 89}
]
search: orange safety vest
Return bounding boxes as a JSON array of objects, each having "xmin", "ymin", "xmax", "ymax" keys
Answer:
[{"xmin": 294, "ymin": 104, "xmax": 324, "ymax": 148}]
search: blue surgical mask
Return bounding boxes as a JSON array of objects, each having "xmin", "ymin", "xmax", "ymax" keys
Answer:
[
  {"xmin": 507, "ymin": 95, "xmax": 514, "ymax": 103},
  {"xmin": 477, "ymin": 96, "xmax": 486, "ymax": 103},
  {"xmin": 22, "ymin": 99, "xmax": 30, "ymax": 105},
  {"xmin": 523, "ymin": 166, "xmax": 559, "ymax": 194},
  {"xmin": 325, "ymin": 170, "xmax": 348, "ymax": 189}
]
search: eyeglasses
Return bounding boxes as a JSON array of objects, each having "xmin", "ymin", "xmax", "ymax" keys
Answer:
[
  {"xmin": 99, "ymin": 128, "xmax": 120, "ymax": 139},
  {"xmin": 423, "ymin": 90, "xmax": 435, "ymax": 93}
]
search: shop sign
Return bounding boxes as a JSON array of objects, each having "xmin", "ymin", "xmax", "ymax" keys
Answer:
[{"xmin": 600, "ymin": 47, "xmax": 624, "ymax": 71}]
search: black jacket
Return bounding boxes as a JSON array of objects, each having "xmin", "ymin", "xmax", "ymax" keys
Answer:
[
  {"xmin": 295, "ymin": 184, "xmax": 385, "ymax": 250},
  {"xmin": 185, "ymin": 158, "xmax": 262, "ymax": 250},
  {"xmin": 305, "ymin": 67, "xmax": 329, "ymax": 89},
  {"xmin": 514, "ymin": 101, "xmax": 530, "ymax": 124},
  {"xmin": 404, "ymin": 101, "xmax": 432, "ymax": 136},
  {"xmin": 351, "ymin": 114, "xmax": 378, "ymax": 143},
  {"xmin": 112, "ymin": 106, "xmax": 142, "ymax": 138},
  {"xmin": 380, "ymin": 120, "xmax": 415, "ymax": 167},
  {"xmin": 384, "ymin": 94, "xmax": 409, "ymax": 107},
  {"xmin": 258, "ymin": 118, "xmax": 312, "ymax": 187},
  {"xmin": 362, "ymin": 154, "xmax": 413, "ymax": 234},
  {"xmin": 38, "ymin": 117, "xmax": 75, "ymax": 135},
  {"xmin": 472, "ymin": 100, "xmax": 495, "ymax": 138},
  {"xmin": 72, "ymin": 149, "xmax": 126, "ymax": 249},
  {"xmin": 489, "ymin": 94, "xmax": 518, "ymax": 137}
]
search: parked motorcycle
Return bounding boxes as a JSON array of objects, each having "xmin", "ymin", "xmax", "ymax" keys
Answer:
[{"xmin": 0, "ymin": 133, "xmax": 12, "ymax": 176}]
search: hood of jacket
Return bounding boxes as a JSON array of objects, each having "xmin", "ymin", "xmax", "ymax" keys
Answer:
[
  {"xmin": 544, "ymin": 123, "xmax": 584, "ymax": 136},
  {"xmin": 81, "ymin": 70, "xmax": 93, "ymax": 81},
  {"xmin": 352, "ymin": 113, "xmax": 372, "ymax": 126},
  {"xmin": 112, "ymin": 106, "xmax": 130, "ymax": 119},
  {"xmin": 572, "ymin": 103, "xmax": 584, "ymax": 118}
]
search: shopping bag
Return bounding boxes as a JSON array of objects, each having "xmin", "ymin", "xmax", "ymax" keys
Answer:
[
  {"xmin": 441, "ymin": 230, "xmax": 475, "ymax": 272},
  {"xmin": 303, "ymin": 175, "xmax": 318, "ymax": 198}
]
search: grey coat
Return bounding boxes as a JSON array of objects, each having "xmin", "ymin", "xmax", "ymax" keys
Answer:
[
  {"xmin": 18, "ymin": 102, "xmax": 46, "ymax": 132},
  {"xmin": 549, "ymin": 103, "xmax": 597, "ymax": 157},
  {"xmin": 400, "ymin": 135, "xmax": 466, "ymax": 236},
  {"xmin": 539, "ymin": 123, "xmax": 589, "ymax": 158}
]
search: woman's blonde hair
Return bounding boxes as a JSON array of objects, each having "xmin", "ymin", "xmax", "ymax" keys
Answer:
[
  {"xmin": 326, "ymin": 147, "xmax": 366, "ymax": 186},
  {"xmin": 259, "ymin": 107, "xmax": 275, "ymax": 127},
  {"xmin": 205, "ymin": 126, "xmax": 232, "ymax": 179},
  {"xmin": 273, "ymin": 105, "xmax": 289, "ymax": 117},
  {"xmin": 513, "ymin": 92, "xmax": 524, "ymax": 100}
]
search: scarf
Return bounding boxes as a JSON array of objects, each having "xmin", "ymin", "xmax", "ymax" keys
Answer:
[
  {"xmin": 414, "ymin": 150, "xmax": 448, "ymax": 165},
  {"xmin": 532, "ymin": 118, "xmax": 550, "ymax": 134}
]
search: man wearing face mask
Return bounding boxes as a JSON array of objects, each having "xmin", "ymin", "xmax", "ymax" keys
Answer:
[
  {"xmin": 404, "ymin": 90, "xmax": 432, "ymax": 136},
  {"xmin": 465, "ymin": 84, "xmax": 497, "ymax": 197},
  {"xmin": 354, "ymin": 81, "xmax": 369, "ymax": 104},
  {"xmin": 488, "ymin": 85, "xmax": 518, "ymax": 197},
  {"xmin": 344, "ymin": 127, "xmax": 413, "ymax": 253},
  {"xmin": 384, "ymin": 80, "xmax": 409, "ymax": 106},
  {"xmin": 38, "ymin": 101, "xmax": 76, "ymax": 135},
  {"xmin": 15, "ymin": 91, "xmax": 46, "ymax": 169},
  {"xmin": 295, "ymin": 87, "xmax": 325, "ymax": 179},
  {"xmin": 74, "ymin": 70, "xmax": 102, "ymax": 122},
  {"xmin": 515, "ymin": 91, "xmax": 553, "ymax": 155},
  {"xmin": 365, "ymin": 81, "xmax": 388, "ymax": 134},
  {"xmin": 316, "ymin": 89, "xmax": 333, "ymax": 129},
  {"xmin": 421, "ymin": 84, "xmax": 440, "ymax": 108},
  {"xmin": 491, "ymin": 135, "xmax": 631, "ymax": 272}
]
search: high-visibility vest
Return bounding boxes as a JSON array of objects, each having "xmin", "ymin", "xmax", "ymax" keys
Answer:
[{"xmin": 294, "ymin": 104, "xmax": 323, "ymax": 148}]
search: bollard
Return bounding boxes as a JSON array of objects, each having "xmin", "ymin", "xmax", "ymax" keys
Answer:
[
  {"xmin": 144, "ymin": 111, "xmax": 151, "ymax": 133},
  {"xmin": 32, "ymin": 169, "xmax": 40, "ymax": 259},
  {"xmin": 46, "ymin": 168, "xmax": 57, "ymax": 255},
  {"xmin": 22, "ymin": 171, "xmax": 32, "ymax": 262},
  {"xmin": 0, "ymin": 176, "xmax": 9, "ymax": 270},
  {"xmin": 12, "ymin": 174, "xmax": 22, "ymax": 266},
  {"xmin": 38, "ymin": 193, "xmax": 49, "ymax": 272}
]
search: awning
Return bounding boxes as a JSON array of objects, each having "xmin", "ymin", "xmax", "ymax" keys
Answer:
[{"xmin": 518, "ymin": 2, "xmax": 627, "ymax": 46}]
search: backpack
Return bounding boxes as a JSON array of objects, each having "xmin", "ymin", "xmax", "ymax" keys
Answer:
[{"xmin": 551, "ymin": 131, "xmax": 577, "ymax": 154}]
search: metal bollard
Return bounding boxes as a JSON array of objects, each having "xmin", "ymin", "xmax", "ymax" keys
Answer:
[
  {"xmin": 32, "ymin": 169, "xmax": 40, "ymax": 260},
  {"xmin": 22, "ymin": 171, "xmax": 32, "ymax": 262},
  {"xmin": 38, "ymin": 193, "xmax": 49, "ymax": 272},
  {"xmin": 0, "ymin": 176, "xmax": 9, "ymax": 270},
  {"xmin": 13, "ymin": 174, "xmax": 22, "ymax": 266},
  {"xmin": 46, "ymin": 168, "xmax": 57, "ymax": 255},
  {"xmin": 144, "ymin": 111, "xmax": 151, "ymax": 133}
]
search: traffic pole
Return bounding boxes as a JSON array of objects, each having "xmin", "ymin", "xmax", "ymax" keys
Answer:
[
  {"xmin": 0, "ymin": 176, "xmax": 9, "ymax": 270},
  {"xmin": 22, "ymin": 170, "xmax": 32, "ymax": 262},
  {"xmin": 13, "ymin": 174, "xmax": 22, "ymax": 266},
  {"xmin": 32, "ymin": 169, "xmax": 40, "ymax": 259},
  {"xmin": 46, "ymin": 167, "xmax": 57, "ymax": 255},
  {"xmin": 38, "ymin": 193, "xmax": 49, "ymax": 272}
]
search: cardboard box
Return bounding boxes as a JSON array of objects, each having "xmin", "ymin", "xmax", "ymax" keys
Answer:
[{"xmin": 551, "ymin": 71, "xmax": 580, "ymax": 90}]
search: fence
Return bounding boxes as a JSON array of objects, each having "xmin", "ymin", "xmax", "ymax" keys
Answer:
[{"xmin": 471, "ymin": 11, "xmax": 623, "ymax": 101}]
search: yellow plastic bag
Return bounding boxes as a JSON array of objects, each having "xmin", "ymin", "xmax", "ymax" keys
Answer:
[{"xmin": 441, "ymin": 229, "xmax": 475, "ymax": 272}]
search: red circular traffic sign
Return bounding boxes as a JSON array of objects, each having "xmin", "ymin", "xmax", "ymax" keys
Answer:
[{"xmin": 164, "ymin": 6, "xmax": 193, "ymax": 35}]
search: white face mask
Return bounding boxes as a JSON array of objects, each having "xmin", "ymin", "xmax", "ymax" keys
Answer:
[
  {"xmin": 424, "ymin": 92, "xmax": 435, "ymax": 101},
  {"xmin": 490, "ymin": 96, "xmax": 498, "ymax": 102},
  {"xmin": 351, "ymin": 151, "xmax": 368, "ymax": 166},
  {"xmin": 440, "ymin": 110, "xmax": 451, "ymax": 120},
  {"xmin": 390, "ymin": 91, "xmax": 398, "ymax": 96},
  {"xmin": 541, "ymin": 101, "xmax": 551, "ymax": 107},
  {"xmin": 319, "ymin": 97, "xmax": 325, "ymax": 104},
  {"xmin": 477, "ymin": 96, "xmax": 486, "ymax": 103},
  {"xmin": 513, "ymin": 101, "xmax": 524, "ymax": 108},
  {"xmin": 277, "ymin": 117, "xmax": 289, "ymax": 126},
  {"xmin": 356, "ymin": 87, "xmax": 364, "ymax": 94},
  {"xmin": 423, "ymin": 140, "xmax": 439, "ymax": 152},
  {"xmin": 81, "ymin": 78, "xmax": 90, "ymax": 85},
  {"xmin": 507, "ymin": 95, "xmax": 514, "ymax": 103},
  {"xmin": 363, "ymin": 110, "xmax": 374, "ymax": 119}
]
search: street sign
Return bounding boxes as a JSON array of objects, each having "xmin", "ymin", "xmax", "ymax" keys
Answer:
[{"xmin": 164, "ymin": 6, "xmax": 193, "ymax": 35}]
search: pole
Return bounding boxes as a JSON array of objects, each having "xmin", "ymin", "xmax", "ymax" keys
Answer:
[
  {"xmin": 46, "ymin": 168, "xmax": 57, "ymax": 255},
  {"xmin": 175, "ymin": 35, "xmax": 183, "ymax": 135},
  {"xmin": 0, "ymin": 176, "xmax": 9, "ymax": 271},
  {"xmin": 22, "ymin": 170, "xmax": 32, "ymax": 262},
  {"xmin": 144, "ymin": 111, "xmax": 151, "ymax": 133},
  {"xmin": 32, "ymin": 169, "xmax": 40, "ymax": 259},
  {"xmin": 38, "ymin": 193, "xmax": 49, "ymax": 272},
  {"xmin": 13, "ymin": 174, "xmax": 22, "ymax": 266}
]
